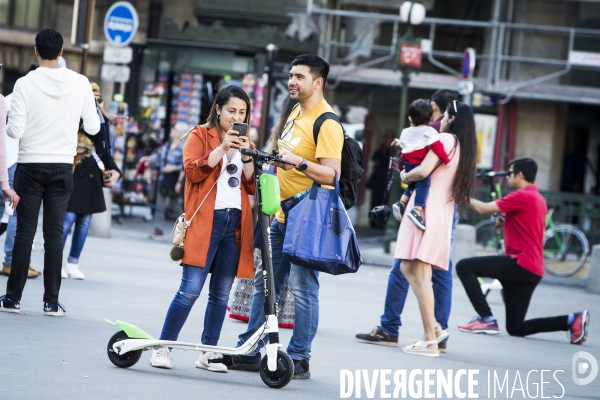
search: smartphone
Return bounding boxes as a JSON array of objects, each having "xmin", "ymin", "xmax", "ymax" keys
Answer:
[{"xmin": 232, "ymin": 122, "xmax": 248, "ymax": 137}]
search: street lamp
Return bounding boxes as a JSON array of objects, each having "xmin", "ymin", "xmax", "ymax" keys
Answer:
[{"xmin": 384, "ymin": 1, "xmax": 426, "ymax": 252}]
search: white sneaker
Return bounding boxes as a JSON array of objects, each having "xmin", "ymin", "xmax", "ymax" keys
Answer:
[
  {"xmin": 195, "ymin": 351, "xmax": 228, "ymax": 373},
  {"xmin": 64, "ymin": 263, "xmax": 85, "ymax": 280},
  {"xmin": 61, "ymin": 269, "xmax": 68, "ymax": 279},
  {"xmin": 150, "ymin": 348, "xmax": 172, "ymax": 369}
]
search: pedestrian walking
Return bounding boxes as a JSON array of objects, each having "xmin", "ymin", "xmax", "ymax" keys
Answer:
[
  {"xmin": 355, "ymin": 89, "xmax": 460, "ymax": 352},
  {"xmin": 61, "ymin": 82, "xmax": 121, "ymax": 280},
  {"xmin": 457, "ymin": 157, "xmax": 589, "ymax": 344},
  {"xmin": 221, "ymin": 54, "xmax": 344, "ymax": 379},
  {"xmin": 145, "ymin": 123, "xmax": 186, "ymax": 239},
  {"xmin": 149, "ymin": 85, "xmax": 256, "ymax": 372},
  {"xmin": 396, "ymin": 101, "xmax": 477, "ymax": 357},
  {"xmin": 0, "ymin": 29, "xmax": 99, "ymax": 317},
  {"xmin": 1, "ymin": 89, "xmax": 41, "ymax": 279}
]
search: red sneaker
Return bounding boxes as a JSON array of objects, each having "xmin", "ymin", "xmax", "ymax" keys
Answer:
[
  {"xmin": 569, "ymin": 310, "xmax": 589, "ymax": 345},
  {"xmin": 458, "ymin": 317, "xmax": 500, "ymax": 334}
]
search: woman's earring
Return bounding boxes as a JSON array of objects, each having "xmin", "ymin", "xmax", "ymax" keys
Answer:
[{"xmin": 217, "ymin": 114, "xmax": 220, "ymax": 120}]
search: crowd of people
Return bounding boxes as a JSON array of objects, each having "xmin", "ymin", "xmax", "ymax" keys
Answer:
[{"xmin": 0, "ymin": 28, "xmax": 590, "ymax": 382}]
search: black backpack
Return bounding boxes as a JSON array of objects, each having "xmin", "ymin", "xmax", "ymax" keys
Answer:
[{"xmin": 313, "ymin": 112, "xmax": 365, "ymax": 209}]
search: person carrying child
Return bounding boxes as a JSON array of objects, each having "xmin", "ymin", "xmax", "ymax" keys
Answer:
[{"xmin": 396, "ymin": 99, "xmax": 451, "ymax": 230}]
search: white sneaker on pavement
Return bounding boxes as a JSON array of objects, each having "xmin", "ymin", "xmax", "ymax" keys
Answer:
[
  {"xmin": 61, "ymin": 269, "xmax": 68, "ymax": 279},
  {"xmin": 195, "ymin": 351, "xmax": 228, "ymax": 373},
  {"xmin": 64, "ymin": 263, "xmax": 85, "ymax": 280},
  {"xmin": 150, "ymin": 348, "xmax": 172, "ymax": 369}
]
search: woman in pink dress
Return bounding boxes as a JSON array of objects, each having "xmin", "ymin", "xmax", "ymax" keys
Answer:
[{"xmin": 396, "ymin": 101, "xmax": 477, "ymax": 357}]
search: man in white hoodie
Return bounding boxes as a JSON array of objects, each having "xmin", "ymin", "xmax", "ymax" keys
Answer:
[{"xmin": 0, "ymin": 29, "xmax": 99, "ymax": 317}]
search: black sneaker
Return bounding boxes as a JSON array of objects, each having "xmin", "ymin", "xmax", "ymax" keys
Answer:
[
  {"xmin": 218, "ymin": 354, "xmax": 260, "ymax": 372},
  {"xmin": 0, "ymin": 295, "xmax": 20, "ymax": 314},
  {"xmin": 356, "ymin": 326, "xmax": 398, "ymax": 347},
  {"xmin": 293, "ymin": 358, "xmax": 310, "ymax": 379},
  {"xmin": 43, "ymin": 302, "xmax": 66, "ymax": 317},
  {"xmin": 407, "ymin": 209, "xmax": 426, "ymax": 230}
]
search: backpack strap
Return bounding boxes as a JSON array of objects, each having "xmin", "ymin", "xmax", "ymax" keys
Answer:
[{"xmin": 313, "ymin": 112, "xmax": 345, "ymax": 145}]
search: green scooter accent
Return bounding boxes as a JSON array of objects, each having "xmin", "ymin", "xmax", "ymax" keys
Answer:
[
  {"xmin": 260, "ymin": 174, "xmax": 280, "ymax": 216},
  {"xmin": 104, "ymin": 319, "xmax": 155, "ymax": 340}
]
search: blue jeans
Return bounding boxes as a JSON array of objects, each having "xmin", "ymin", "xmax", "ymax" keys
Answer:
[
  {"xmin": 3, "ymin": 163, "xmax": 15, "ymax": 266},
  {"xmin": 236, "ymin": 219, "xmax": 319, "ymax": 361},
  {"xmin": 403, "ymin": 162, "xmax": 430, "ymax": 208},
  {"xmin": 160, "ymin": 209, "xmax": 241, "ymax": 345},
  {"xmin": 62, "ymin": 212, "xmax": 93, "ymax": 264},
  {"xmin": 380, "ymin": 207, "xmax": 459, "ymax": 342}
]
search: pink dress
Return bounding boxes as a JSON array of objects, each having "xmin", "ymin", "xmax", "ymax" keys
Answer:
[{"xmin": 394, "ymin": 133, "xmax": 459, "ymax": 270}]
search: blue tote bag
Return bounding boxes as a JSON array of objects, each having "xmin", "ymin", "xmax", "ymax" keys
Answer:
[{"xmin": 282, "ymin": 175, "xmax": 362, "ymax": 275}]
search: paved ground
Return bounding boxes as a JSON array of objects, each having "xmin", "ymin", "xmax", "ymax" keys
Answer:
[{"xmin": 1, "ymin": 214, "xmax": 599, "ymax": 399}]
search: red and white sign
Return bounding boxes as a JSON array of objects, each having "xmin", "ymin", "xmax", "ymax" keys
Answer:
[
  {"xmin": 569, "ymin": 51, "xmax": 600, "ymax": 67},
  {"xmin": 400, "ymin": 43, "xmax": 422, "ymax": 68}
]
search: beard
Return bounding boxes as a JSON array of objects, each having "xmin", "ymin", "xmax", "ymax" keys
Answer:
[{"xmin": 289, "ymin": 86, "xmax": 310, "ymax": 102}]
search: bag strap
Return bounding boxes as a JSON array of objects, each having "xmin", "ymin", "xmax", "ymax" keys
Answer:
[{"xmin": 313, "ymin": 112, "xmax": 346, "ymax": 145}]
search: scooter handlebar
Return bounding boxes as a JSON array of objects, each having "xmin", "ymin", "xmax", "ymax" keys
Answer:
[{"xmin": 240, "ymin": 148, "xmax": 296, "ymax": 167}]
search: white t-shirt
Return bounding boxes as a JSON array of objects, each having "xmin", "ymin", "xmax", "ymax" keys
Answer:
[{"xmin": 214, "ymin": 150, "xmax": 243, "ymax": 210}]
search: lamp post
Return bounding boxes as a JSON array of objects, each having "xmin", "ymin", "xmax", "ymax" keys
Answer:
[
  {"xmin": 258, "ymin": 44, "xmax": 279, "ymax": 150},
  {"xmin": 384, "ymin": 1, "xmax": 426, "ymax": 253}
]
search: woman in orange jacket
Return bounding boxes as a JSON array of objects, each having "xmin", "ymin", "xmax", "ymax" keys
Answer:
[{"xmin": 150, "ymin": 86, "xmax": 256, "ymax": 372}]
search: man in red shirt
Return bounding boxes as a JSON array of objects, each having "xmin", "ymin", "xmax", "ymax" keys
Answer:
[{"xmin": 456, "ymin": 157, "xmax": 589, "ymax": 344}]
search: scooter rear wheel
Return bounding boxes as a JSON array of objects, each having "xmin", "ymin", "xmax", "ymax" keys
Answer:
[
  {"xmin": 259, "ymin": 350, "xmax": 294, "ymax": 389},
  {"xmin": 107, "ymin": 330, "xmax": 142, "ymax": 368}
]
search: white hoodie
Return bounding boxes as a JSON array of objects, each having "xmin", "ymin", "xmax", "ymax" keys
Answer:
[{"xmin": 7, "ymin": 67, "xmax": 100, "ymax": 164}]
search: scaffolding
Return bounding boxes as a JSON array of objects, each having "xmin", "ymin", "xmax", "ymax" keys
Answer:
[{"xmin": 307, "ymin": 0, "xmax": 600, "ymax": 105}]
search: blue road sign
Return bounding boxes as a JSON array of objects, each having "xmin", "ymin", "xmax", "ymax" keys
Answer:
[{"xmin": 104, "ymin": 1, "xmax": 138, "ymax": 47}]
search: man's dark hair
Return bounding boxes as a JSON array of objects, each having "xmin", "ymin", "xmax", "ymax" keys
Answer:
[
  {"xmin": 431, "ymin": 89, "xmax": 460, "ymax": 115},
  {"xmin": 407, "ymin": 99, "xmax": 433, "ymax": 126},
  {"xmin": 291, "ymin": 54, "xmax": 330, "ymax": 82},
  {"xmin": 508, "ymin": 157, "xmax": 538, "ymax": 183},
  {"xmin": 35, "ymin": 29, "xmax": 63, "ymax": 60}
]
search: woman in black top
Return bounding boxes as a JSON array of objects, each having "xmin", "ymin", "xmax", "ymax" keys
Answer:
[{"xmin": 61, "ymin": 83, "xmax": 121, "ymax": 280}]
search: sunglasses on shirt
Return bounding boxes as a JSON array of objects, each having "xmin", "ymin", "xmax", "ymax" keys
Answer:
[{"xmin": 226, "ymin": 163, "xmax": 239, "ymax": 187}]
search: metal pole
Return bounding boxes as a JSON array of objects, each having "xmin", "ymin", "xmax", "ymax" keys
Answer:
[
  {"xmin": 383, "ymin": 71, "xmax": 410, "ymax": 253},
  {"xmin": 80, "ymin": 0, "xmax": 95, "ymax": 75},
  {"xmin": 258, "ymin": 44, "xmax": 278, "ymax": 150}
]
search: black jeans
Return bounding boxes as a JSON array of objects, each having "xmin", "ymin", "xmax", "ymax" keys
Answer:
[
  {"xmin": 6, "ymin": 163, "xmax": 73, "ymax": 304},
  {"xmin": 456, "ymin": 256, "xmax": 568, "ymax": 337}
]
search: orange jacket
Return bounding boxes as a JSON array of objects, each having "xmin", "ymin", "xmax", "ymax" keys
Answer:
[{"xmin": 181, "ymin": 125, "xmax": 255, "ymax": 278}]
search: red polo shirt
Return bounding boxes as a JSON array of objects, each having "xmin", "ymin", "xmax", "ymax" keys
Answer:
[{"xmin": 496, "ymin": 185, "xmax": 547, "ymax": 276}]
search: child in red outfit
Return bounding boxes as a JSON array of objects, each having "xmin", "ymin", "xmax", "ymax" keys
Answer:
[{"xmin": 396, "ymin": 99, "xmax": 450, "ymax": 230}]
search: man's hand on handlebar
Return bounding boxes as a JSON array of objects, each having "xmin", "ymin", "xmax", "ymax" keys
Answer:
[{"xmin": 495, "ymin": 215, "xmax": 505, "ymax": 231}]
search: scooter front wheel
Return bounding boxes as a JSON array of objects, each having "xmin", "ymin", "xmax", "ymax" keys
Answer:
[
  {"xmin": 107, "ymin": 330, "xmax": 142, "ymax": 368},
  {"xmin": 259, "ymin": 350, "xmax": 294, "ymax": 389}
]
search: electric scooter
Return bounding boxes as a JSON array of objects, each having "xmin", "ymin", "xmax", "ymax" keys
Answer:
[{"xmin": 105, "ymin": 148, "xmax": 297, "ymax": 389}]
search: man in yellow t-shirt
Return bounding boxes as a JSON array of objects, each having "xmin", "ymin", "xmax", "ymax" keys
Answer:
[{"xmin": 229, "ymin": 54, "xmax": 343, "ymax": 379}]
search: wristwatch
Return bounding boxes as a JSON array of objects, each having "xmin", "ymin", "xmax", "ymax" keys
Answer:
[{"xmin": 296, "ymin": 158, "xmax": 308, "ymax": 171}]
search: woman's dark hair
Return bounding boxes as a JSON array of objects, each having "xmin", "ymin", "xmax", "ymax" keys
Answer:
[
  {"xmin": 204, "ymin": 85, "xmax": 251, "ymax": 137},
  {"xmin": 508, "ymin": 157, "xmax": 538, "ymax": 183},
  {"xmin": 408, "ymin": 99, "xmax": 433, "ymax": 126},
  {"xmin": 266, "ymin": 96, "xmax": 297, "ymax": 153},
  {"xmin": 446, "ymin": 102, "xmax": 477, "ymax": 209},
  {"xmin": 35, "ymin": 29, "xmax": 63, "ymax": 60},
  {"xmin": 431, "ymin": 89, "xmax": 459, "ymax": 115},
  {"xmin": 291, "ymin": 54, "xmax": 330, "ymax": 82}
]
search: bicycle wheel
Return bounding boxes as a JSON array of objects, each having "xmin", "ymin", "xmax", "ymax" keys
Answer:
[
  {"xmin": 474, "ymin": 219, "xmax": 503, "ymax": 256},
  {"xmin": 543, "ymin": 224, "xmax": 589, "ymax": 277}
]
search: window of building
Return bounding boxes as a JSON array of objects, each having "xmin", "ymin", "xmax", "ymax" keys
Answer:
[
  {"xmin": 0, "ymin": 0, "xmax": 10, "ymax": 25},
  {"xmin": 0, "ymin": 0, "xmax": 42, "ymax": 29}
]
